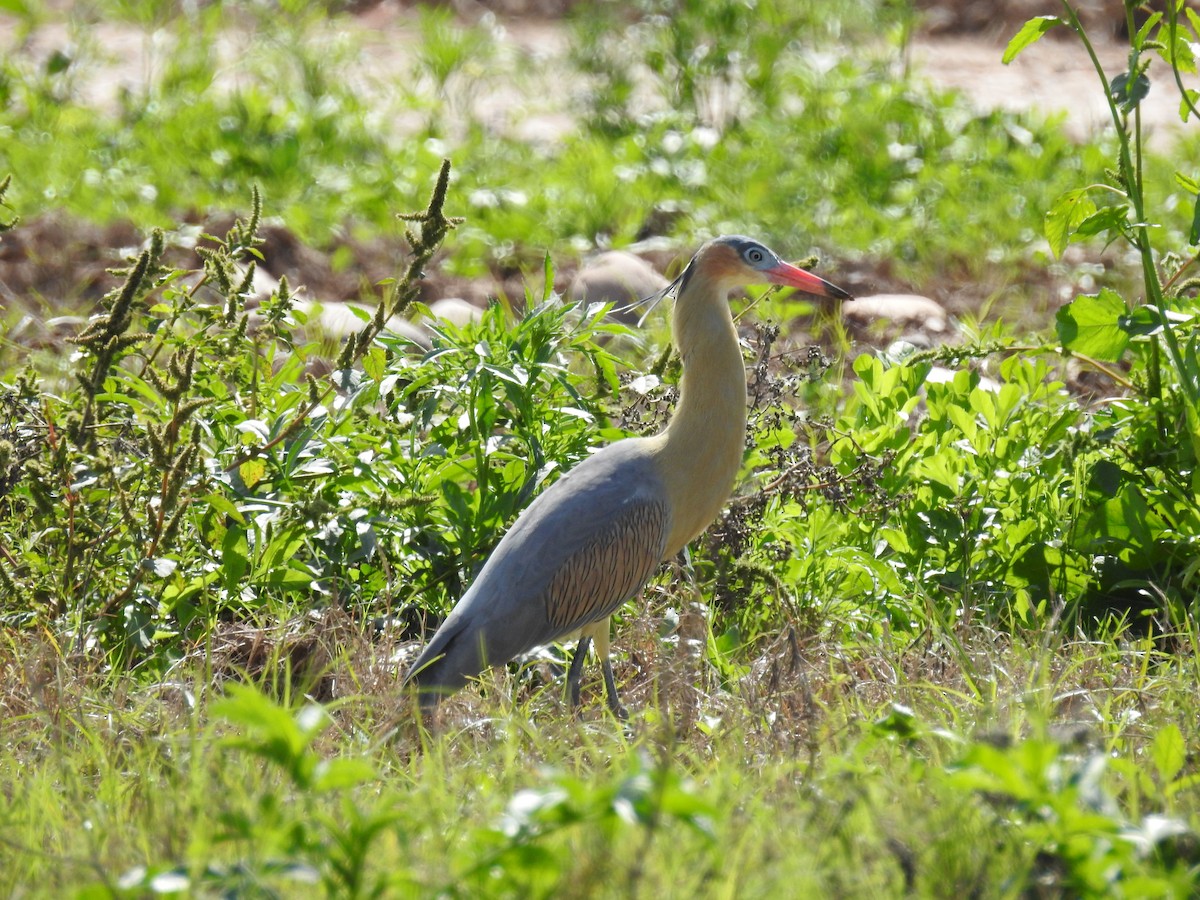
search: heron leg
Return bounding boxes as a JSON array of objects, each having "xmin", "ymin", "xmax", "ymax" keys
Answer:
[
  {"xmin": 567, "ymin": 635, "xmax": 592, "ymax": 710},
  {"xmin": 591, "ymin": 619, "xmax": 628, "ymax": 720},
  {"xmin": 600, "ymin": 657, "xmax": 627, "ymax": 720}
]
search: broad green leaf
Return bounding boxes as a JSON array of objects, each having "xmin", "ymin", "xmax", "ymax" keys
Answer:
[
  {"xmin": 873, "ymin": 703, "xmax": 918, "ymax": 740},
  {"xmin": 363, "ymin": 345, "xmax": 386, "ymax": 382},
  {"xmin": 1110, "ymin": 70, "xmax": 1151, "ymax": 114},
  {"xmin": 1056, "ymin": 289, "xmax": 1130, "ymax": 362},
  {"xmin": 1074, "ymin": 205, "xmax": 1129, "ymax": 240},
  {"xmin": 259, "ymin": 528, "xmax": 307, "ymax": 573},
  {"xmin": 916, "ymin": 451, "xmax": 963, "ymax": 493},
  {"xmin": 1165, "ymin": 31, "xmax": 1197, "ymax": 74},
  {"xmin": 1191, "ymin": 193, "xmax": 1200, "ymax": 245},
  {"xmin": 220, "ymin": 526, "xmax": 249, "ymax": 591},
  {"xmin": 45, "ymin": 49, "xmax": 71, "ymax": 75},
  {"xmin": 878, "ymin": 526, "xmax": 912, "ymax": 554},
  {"xmin": 1151, "ymin": 724, "xmax": 1186, "ymax": 784},
  {"xmin": 1120, "ymin": 306, "xmax": 1163, "ymax": 337},
  {"xmin": 1041, "ymin": 407, "xmax": 1081, "ymax": 447},
  {"xmin": 1003, "ymin": 16, "xmax": 1064, "ymax": 64},
  {"xmin": 1012, "ymin": 589, "xmax": 1033, "ymax": 624},
  {"xmin": 200, "ymin": 492, "xmax": 246, "ymax": 524},
  {"xmin": 313, "ymin": 757, "xmax": 376, "ymax": 792},
  {"xmin": 265, "ymin": 564, "xmax": 316, "ymax": 590},
  {"xmin": 213, "ymin": 686, "xmax": 316, "ymax": 769},
  {"xmin": 1085, "ymin": 482, "xmax": 1158, "ymax": 547},
  {"xmin": 853, "ymin": 352, "xmax": 881, "ymax": 385},
  {"xmin": 1088, "ymin": 459, "xmax": 1124, "ymax": 498},
  {"xmin": 239, "ymin": 458, "xmax": 266, "ymax": 489},
  {"xmin": 1045, "ymin": 189, "xmax": 1097, "ymax": 258}
]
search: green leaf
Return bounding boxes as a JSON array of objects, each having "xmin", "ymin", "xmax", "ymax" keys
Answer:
[
  {"xmin": 1174, "ymin": 39, "xmax": 1198, "ymax": 74},
  {"xmin": 1074, "ymin": 205, "xmax": 1129, "ymax": 241},
  {"xmin": 1151, "ymin": 724, "xmax": 1186, "ymax": 784},
  {"xmin": 1041, "ymin": 407, "xmax": 1080, "ymax": 447},
  {"xmin": 239, "ymin": 458, "xmax": 266, "ymax": 489},
  {"xmin": 1045, "ymin": 188, "xmax": 1097, "ymax": 258},
  {"xmin": 1088, "ymin": 459, "xmax": 1124, "ymax": 498},
  {"xmin": 1188, "ymin": 7, "xmax": 1200, "ymax": 41},
  {"xmin": 312, "ymin": 757, "xmax": 376, "ymax": 792},
  {"xmin": 1056, "ymin": 289, "xmax": 1130, "ymax": 362},
  {"xmin": 873, "ymin": 703, "xmax": 918, "ymax": 740},
  {"xmin": 1190, "ymin": 193, "xmax": 1200, "ymax": 245},
  {"xmin": 1135, "ymin": 12, "xmax": 1162, "ymax": 48},
  {"xmin": 259, "ymin": 528, "xmax": 307, "ymax": 573},
  {"xmin": 213, "ymin": 687, "xmax": 329, "ymax": 789},
  {"xmin": 265, "ymin": 564, "xmax": 316, "ymax": 590},
  {"xmin": 1175, "ymin": 171, "xmax": 1200, "ymax": 195},
  {"xmin": 1003, "ymin": 16, "xmax": 1064, "ymax": 64},
  {"xmin": 878, "ymin": 525, "xmax": 912, "ymax": 555},
  {"xmin": 221, "ymin": 526, "xmax": 249, "ymax": 592},
  {"xmin": 45, "ymin": 48, "xmax": 71, "ymax": 76},
  {"xmin": 214, "ymin": 683, "xmax": 304, "ymax": 739},
  {"xmin": 1182, "ymin": 88, "xmax": 1200, "ymax": 122},
  {"xmin": 1110, "ymin": 70, "xmax": 1151, "ymax": 114},
  {"xmin": 543, "ymin": 251, "xmax": 554, "ymax": 303},
  {"xmin": 1120, "ymin": 305, "xmax": 1163, "ymax": 337},
  {"xmin": 0, "ymin": 0, "xmax": 35, "ymax": 16},
  {"xmin": 1085, "ymin": 482, "xmax": 1158, "ymax": 547},
  {"xmin": 363, "ymin": 346, "xmax": 386, "ymax": 382},
  {"xmin": 200, "ymin": 492, "xmax": 246, "ymax": 525}
]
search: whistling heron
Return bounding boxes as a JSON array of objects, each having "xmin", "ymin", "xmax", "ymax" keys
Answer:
[{"xmin": 404, "ymin": 235, "xmax": 851, "ymax": 716}]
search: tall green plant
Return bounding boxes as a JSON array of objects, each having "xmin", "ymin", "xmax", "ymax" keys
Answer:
[
  {"xmin": 0, "ymin": 160, "xmax": 645, "ymax": 668},
  {"xmin": 0, "ymin": 165, "xmax": 468, "ymax": 660},
  {"xmin": 1003, "ymin": 1, "xmax": 1200, "ymax": 619}
]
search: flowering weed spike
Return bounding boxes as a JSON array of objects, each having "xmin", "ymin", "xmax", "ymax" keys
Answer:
[{"xmin": 0, "ymin": 174, "xmax": 17, "ymax": 232}]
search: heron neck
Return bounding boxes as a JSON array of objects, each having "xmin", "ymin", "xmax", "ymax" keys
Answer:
[{"xmin": 655, "ymin": 283, "xmax": 747, "ymax": 556}]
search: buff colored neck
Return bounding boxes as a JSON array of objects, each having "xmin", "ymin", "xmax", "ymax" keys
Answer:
[{"xmin": 649, "ymin": 273, "xmax": 748, "ymax": 557}]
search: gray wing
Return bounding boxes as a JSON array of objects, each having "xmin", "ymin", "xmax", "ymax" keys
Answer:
[
  {"xmin": 404, "ymin": 439, "xmax": 669, "ymax": 698},
  {"xmin": 542, "ymin": 497, "xmax": 665, "ymax": 632}
]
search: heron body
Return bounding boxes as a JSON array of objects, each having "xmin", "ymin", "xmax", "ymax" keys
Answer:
[{"xmin": 404, "ymin": 235, "xmax": 851, "ymax": 715}]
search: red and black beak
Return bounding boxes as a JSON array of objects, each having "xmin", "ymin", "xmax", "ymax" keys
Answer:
[{"xmin": 764, "ymin": 261, "xmax": 853, "ymax": 301}]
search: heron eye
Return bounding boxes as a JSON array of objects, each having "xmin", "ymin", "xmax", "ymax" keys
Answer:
[{"xmin": 746, "ymin": 247, "xmax": 765, "ymax": 264}]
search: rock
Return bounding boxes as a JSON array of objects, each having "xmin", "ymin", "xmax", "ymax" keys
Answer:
[
  {"xmin": 425, "ymin": 297, "xmax": 482, "ymax": 328},
  {"xmin": 843, "ymin": 293, "xmax": 949, "ymax": 335},
  {"xmin": 568, "ymin": 250, "xmax": 668, "ymax": 322},
  {"xmin": 924, "ymin": 365, "xmax": 1001, "ymax": 394},
  {"xmin": 843, "ymin": 293, "xmax": 950, "ymax": 349},
  {"xmin": 291, "ymin": 299, "xmax": 430, "ymax": 349}
]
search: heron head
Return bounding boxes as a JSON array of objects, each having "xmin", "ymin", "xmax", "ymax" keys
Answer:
[
  {"xmin": 627, "ymin": 235, "xmax": 852, "ymax": 325},
  {"xmin": 689, "ymin": 235, "xmax": 853, "ymax": 300}
]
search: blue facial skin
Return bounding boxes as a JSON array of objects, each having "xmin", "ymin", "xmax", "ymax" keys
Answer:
[{"xmin": 675, "ymin": 235, "xmax": 777, "ymax": 296}]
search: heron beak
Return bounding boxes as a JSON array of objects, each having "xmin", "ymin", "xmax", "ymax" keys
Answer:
[{"xmin": 765, "ymin": 262, "xmax": 853, "ymax": 301}]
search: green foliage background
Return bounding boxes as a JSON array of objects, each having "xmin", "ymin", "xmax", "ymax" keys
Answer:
[{"xmin": 1, "ymin": 0, "xmax": 1200, "ymax": 895}]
